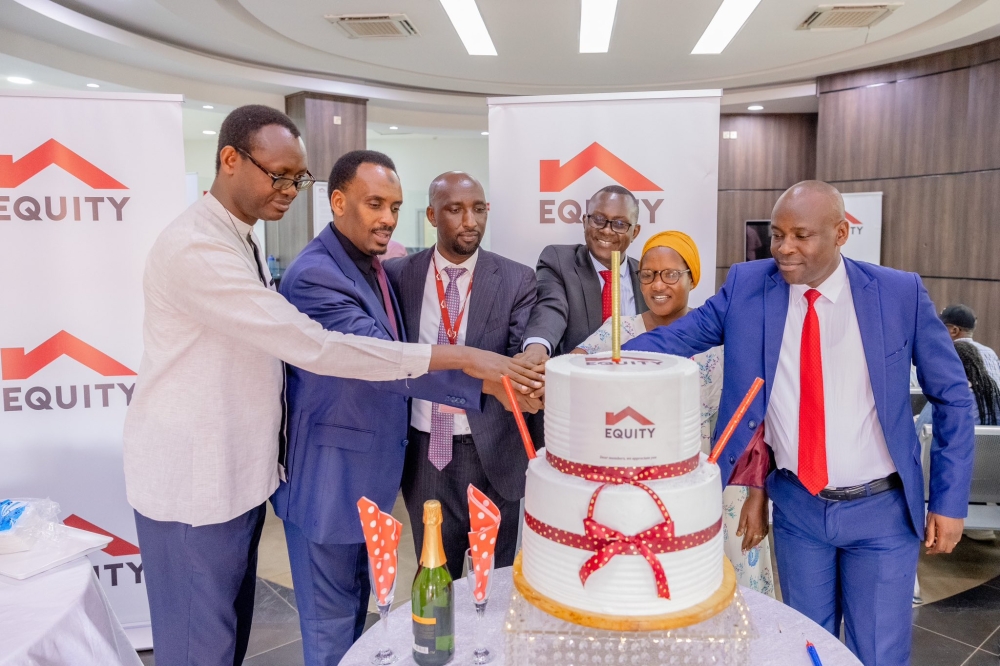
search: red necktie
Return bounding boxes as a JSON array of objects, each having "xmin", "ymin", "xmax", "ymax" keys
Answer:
[
  {"xmin": 599, "ymin": 270, "xmax": 612, "ymax": 321},
  {"xmin": 798, "ymin": 289, "xmax": 828, "ymax": 495},
  {"xmin": 371, "ymin": 257, "xmax": 399, "ymax": 341}
]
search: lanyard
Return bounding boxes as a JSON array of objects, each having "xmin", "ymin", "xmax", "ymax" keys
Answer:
[{"xmin": 433, "ymin": 257, "xmax": 474, "ymax": 345}]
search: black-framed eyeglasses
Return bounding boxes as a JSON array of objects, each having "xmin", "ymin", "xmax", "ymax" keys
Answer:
[
  {"xmin": 238, "ymin": 148, "xmax": 315, "ymax": 191},
  {"xmin": 638, "ymin": 268, "xmax": 691, "ymax": 285},
  {"xmin": 584, "ymin": 214, "xmax": 635, "ymax": 234}
]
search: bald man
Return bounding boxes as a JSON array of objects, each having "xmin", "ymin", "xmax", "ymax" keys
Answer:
[
  {"xmin": 625, "ymin": 181, "xmax": 974, "ymax": 664},
  {"xmin": 385, "ymin": 172, "xmax": 538, "ymax": 578}
]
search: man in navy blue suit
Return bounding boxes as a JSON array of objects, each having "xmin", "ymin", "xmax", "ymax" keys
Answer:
[
  {"xmin": 625, "ymin": 181, "xmax": 974, "ymax": 665},
  {"xmin": 271, "ymin": 151, "xmax": 539, "ymax": 666}
]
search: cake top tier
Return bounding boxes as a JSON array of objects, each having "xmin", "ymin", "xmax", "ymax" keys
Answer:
[{"xmin": 543, "ymin": 351, "xmax": 702, "ymax": 467}]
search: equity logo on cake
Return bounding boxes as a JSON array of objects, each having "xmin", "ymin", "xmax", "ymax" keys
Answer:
[
  {"xmin": 605, "ymin": 407, "xmax": 656, "ymax": 439},
  {"xmin": 585, "ymin": 355, "xmax": 662, "ymax": 366}
]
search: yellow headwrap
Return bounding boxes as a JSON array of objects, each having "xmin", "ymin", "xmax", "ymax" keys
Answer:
[{"xmin": 641, "ymin": 231, "xmax": 701, "ymax": 287}]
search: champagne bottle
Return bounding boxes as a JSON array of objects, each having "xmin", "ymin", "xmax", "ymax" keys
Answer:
[{"xmin": 411, "ymin": 500, "xmax": 454, "ymax": 665}]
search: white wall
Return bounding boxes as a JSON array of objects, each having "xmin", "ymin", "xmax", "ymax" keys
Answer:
[
  {"xmin": 184, "ymin": 138, "xmax": 217, "ymax": 195},
  {"xmin": 366, "ymin": 135, "xmax": 489, "ymax": 250}
]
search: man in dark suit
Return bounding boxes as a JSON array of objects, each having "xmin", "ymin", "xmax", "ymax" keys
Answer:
[
  {"xmin": 272, "ymin": 152, "xmax": 539, "ymax": 666},
  {"xmin": 385, "ymin": 171, "xmax": 539, "ymax": 579},
  {"xmin": 518, "ymin": 184, "xmax": 647, "ymax": 367}
]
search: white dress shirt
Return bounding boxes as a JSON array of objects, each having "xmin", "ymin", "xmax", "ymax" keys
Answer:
[
  {"xmin": 123, "ymin": 194, "xmax": 431, "ymax": 526},
  {"xmin": 764, "ymin": 257, "xmax": 897, "ymax": 488},
  {"xmin": 523, "ymin": 251, "xmax": 635, "ymax": 354},
  {"xmin": 412, "ymin": 247, "xmax": 478, "ymax": 435}
]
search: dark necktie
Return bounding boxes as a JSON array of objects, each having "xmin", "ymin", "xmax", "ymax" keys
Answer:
[
  {"xmin": 599, "ymin": 269, "xmax": 613, "ymax": 321},
  {"xmin": 429, "ymin": 266, "xmax": 467, "ymax": 470},
  {"xmin": 246, "ymin": 233, "xmax": 289, "ymax": 477},
  {"xmin": 371, "ymin": 256, "xmax": 399, "ymax": 341},
  {"xmin": 798, "ymin": 289, "xmax": 827, "ymax": 495}
]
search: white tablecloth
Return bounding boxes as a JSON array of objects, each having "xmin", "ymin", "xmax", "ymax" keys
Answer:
[
  {"xmin": 342, "ymin": 567, "xmax": 862, "ymax": 665},
  {"xmin": 0, "ymin": 558, "xmax": 141, "ymax": 666}
]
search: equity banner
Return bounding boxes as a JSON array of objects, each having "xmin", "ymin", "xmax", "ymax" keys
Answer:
[
  {"xmin": 487, "ymin": 90, "xmax": 721, "ymax": 304},
  {"xmin": 842, "ymin": 191, "xmax": 883, "ymax": 265},
  {"xmin": 0, "ymin": 91, "xmax": 185, "ymax": 648}
]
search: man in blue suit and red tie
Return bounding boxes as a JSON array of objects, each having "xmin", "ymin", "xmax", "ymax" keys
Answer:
[
  {"xmin": 271, "ymin": 150, "xmax": 541, "ymax": 666},
  {"xmin": 625, "ymin": 181, "xmax": 974, "ymax": 665}
]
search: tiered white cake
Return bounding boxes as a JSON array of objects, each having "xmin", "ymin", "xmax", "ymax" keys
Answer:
[{"xmin": 521, "ymin": 351, "xmax": 724, "ymax": 616}]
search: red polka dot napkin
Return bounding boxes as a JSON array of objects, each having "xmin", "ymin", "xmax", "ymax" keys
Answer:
[
  {"xmin": 357, "ymin": 496, "xmax": 402, "ymax": 606},
  {"xmin": 467, "ymin": 484, "xmax": 500, "ymax": 602}
]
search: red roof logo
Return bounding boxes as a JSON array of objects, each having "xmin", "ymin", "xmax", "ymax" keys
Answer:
[
  {"xmin": 1, "ymin": 331, "xmax": 136, "ymax": 381},
  {"xmin": 63, "ymin": 514, "xmax": 140, "ymax": 557},
  {"xmin": 846, "ymin": 211, "xmax": 862, "ymax": 226},
  {"xmin": 605, "ymin": 407, "xmax": 654, "ymax": 426},
  {"xmin": 0, "ymin": 139, "xmax": 127, "ymax": 189},
  {"xmin": 540, "ymin": 143, "xmax": 662, "ymax": 193}
]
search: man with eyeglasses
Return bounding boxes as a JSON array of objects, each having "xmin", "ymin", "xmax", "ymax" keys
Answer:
[
  {"xmin": 124, "ymin": 106, "xmax": 541, "ymax": 666},
  {"xmin": 519, "ymin": 184, "xmax": 647, "ymax": 367}
]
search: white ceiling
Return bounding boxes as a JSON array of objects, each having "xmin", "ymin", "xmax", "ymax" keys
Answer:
[{"xmin": 2, "ymin": 0, "xmax": 1000, "ymax": 124}]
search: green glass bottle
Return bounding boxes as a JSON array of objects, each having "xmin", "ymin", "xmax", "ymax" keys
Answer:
[{"xmin": 411, "ymin": 500, "xmax": 454, "ymax": 665}]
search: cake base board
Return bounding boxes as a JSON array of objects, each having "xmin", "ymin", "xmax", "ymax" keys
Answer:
[{"xmin": 512, "ymin": 551, "xmax": 737, "ymax": 632}]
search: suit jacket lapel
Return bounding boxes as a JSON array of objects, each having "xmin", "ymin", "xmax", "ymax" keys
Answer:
[
  {"xmin": 763, "ymin": 263, "xmax": 789, "ymax": 406},
  {"xmin": 627, "ymin": 256, "xmax": 648, "ymax": 314},
  {"xmin": 400, "ymin": 249, "xmax": 432, "ymax": 342},
  {"xmin": 466, "ymin": 251, "xmax": 500, "ymax": 347},
  {"xmin": 575, "ymin": 245, "xmax": 604, "ymax": 332},
  {"xmin": 845, "ymin": 258, "xmax": 886, "ymax": 417},
  {"xmin": 318, "ymin": 226, "xmax": 394, "ymax": 340}
]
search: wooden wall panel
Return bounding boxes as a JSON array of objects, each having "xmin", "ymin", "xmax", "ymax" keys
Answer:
[
  {"xmin": 718, "ymin": 115, "xmax": 816, "ymax": 190},
  {"xmin": 265, "ymin": 92, "xmax": 367, "ymax": 269},
  {"xmin": 921, "ymin": 277, "xmax": 1000, "ymax": 353},
  {"xmin": 716, "ymin": 190, "xmax": 783, "ymax": 267}
]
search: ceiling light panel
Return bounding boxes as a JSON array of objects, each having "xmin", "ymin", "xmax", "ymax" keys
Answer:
[
  {"xmin": 580, "ymin": 0, "xmax": 619, "ymax": 53},
  {"xmin": 439, "ymin": 0, "xmax": 497, "ymax": 56},
  {"xmin": 691, "ymin": 0, "xmax": 763, "ymax": 54}
]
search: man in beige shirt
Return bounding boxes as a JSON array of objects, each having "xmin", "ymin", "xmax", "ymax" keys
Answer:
[{"xmin": 123, "ymin": 105, "xmax": 540, "ymax": 666}]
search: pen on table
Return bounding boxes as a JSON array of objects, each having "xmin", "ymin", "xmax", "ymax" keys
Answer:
[{"xmin": 806, "ymin": 641, "xmax": 823, "ymax": 666}]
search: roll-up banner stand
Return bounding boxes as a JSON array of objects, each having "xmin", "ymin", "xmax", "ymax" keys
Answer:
[
  {"xmin": 841, "ymin": 191, "xmax": 883, "ymax": 265},
  {"xmin": 0, "ymin": 91, "xmax": 186, "ymax": 648},
  {"xmin": 487, "ymin": 90, "xmax": 720, "ymax": 304}
]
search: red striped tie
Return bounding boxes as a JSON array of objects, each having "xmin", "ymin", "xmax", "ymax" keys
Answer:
[{"xmin": 798, "ymin": 289, "xmax": 828, "ymax": 495}]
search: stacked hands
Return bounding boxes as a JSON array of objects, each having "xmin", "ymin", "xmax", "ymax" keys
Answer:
[{"xmin": 457, "ymin": 344, "xmax": 547, "ymax": 414}]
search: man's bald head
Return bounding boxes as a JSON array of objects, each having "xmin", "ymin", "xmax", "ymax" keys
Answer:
[
  {"xmin": 769, "ymin": 180, "xmax": 849, "ymax": 287},
  {"xmin": 426, "ymin": 171, "xmax": 488, "ymax": 263}
]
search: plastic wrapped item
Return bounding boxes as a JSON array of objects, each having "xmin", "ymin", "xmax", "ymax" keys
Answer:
[{"xmin": 0, "ymin": 499, "xmax": 61, "ymax": 555}]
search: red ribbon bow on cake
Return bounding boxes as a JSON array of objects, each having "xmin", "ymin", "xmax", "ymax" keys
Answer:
[
  {"xmin": 467, "ymin": 484, "xmax": 500, "ymax": 602},
  {"xmin": 357, "ymin": 496, "xmax": 402, "ymax": 606},
  {"xmin": 580, "ymin": 516, "xmax": 675, "ymax": 599}
]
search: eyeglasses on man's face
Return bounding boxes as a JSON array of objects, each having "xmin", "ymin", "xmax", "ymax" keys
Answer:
[
  {"xmin": 638, "ymin": 268, "xmax": 691, "ymax": 285},
  {"xmin": 238, "ymin": 148, "xmax": 315, "ymax": 191},
  {"xmin": 584, "ymin": 214, "xmax": 635, "ymax": 234}
]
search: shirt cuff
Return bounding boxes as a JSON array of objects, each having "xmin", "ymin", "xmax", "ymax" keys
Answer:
[
  {"xmin": 522, "ymin": 337, "xmax": 552, "ymax": 355},
  {"xmin": 401, "ymin": 343, "xmax": 433, "ymax": 378}
]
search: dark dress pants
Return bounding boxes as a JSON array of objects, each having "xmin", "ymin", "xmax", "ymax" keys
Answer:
[
  {"xmin": 133, "ymin": 503, "xmax": 266, "ymax": 666},
  {"xmin": 402, "ymin": 427, "xmax": 521, "ymax": 581}
]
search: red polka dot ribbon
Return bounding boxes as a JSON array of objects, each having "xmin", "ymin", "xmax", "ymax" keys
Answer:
[
  {"xmin": 467, "ymin": 484, "xmax": 500, "ymax": 602},
  {"xmin": 546, "ymin": 452, "xmax": 700, "ymax": 485},
  {"xmin": 524, "ymin": 512, "xmax": 722, "ymax": 600},
  {"xmin": 357, "ymin": 496, "xmax": 402, "ymax": 606}
]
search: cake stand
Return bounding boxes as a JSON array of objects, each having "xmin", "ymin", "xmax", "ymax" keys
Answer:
[{"xmin": 506, "ymin": 554, "xmax": 755, "ymax": 665}]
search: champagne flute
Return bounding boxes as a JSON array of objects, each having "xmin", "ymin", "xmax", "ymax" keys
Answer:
[
  {"xmin": 369, "ymin": 557, "xmax": 399, "ymax": 665},
  {"xmin": 465, "ymin": 547, "xmax": 494, "ymax": 664}
]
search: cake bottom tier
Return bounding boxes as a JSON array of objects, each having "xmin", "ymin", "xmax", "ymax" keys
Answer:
[{"xmin": 521, "ymin": 451, "xmax": 724, "ymax": 616}]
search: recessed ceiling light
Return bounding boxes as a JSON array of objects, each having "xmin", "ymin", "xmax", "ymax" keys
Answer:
[
  {"xmin": 579, "ymin": 0, "xmax": 618, "ymax": 53},
  {"xmin": 439, "ymin": 0, "xmax": 497, "ymax": 56},
  {"xmin": 203, "ymin": 105, "xmax": 214, "ymax": 109},
  {"xmin": 86, "ymin": 83, "xmax": 100, "ymax": 88},
  {"xmin": 866, "ymin": 82, "xmax": 887, "ymax": 88},
  {"xmin": 691, "ymin": 0, "xmax": 762, "ymax": 54},
  {"xmin": 7, "ymin": 76, "xmax": 32, "ymax": 85},
  {"xmin": 747, "ymin": 105, "xmax": 763, "ymax": 111},
  {"xmin": 481, "ymin": 131, "xmax": 489, "ymax": 136},
  {"xmin": 203, "ymin": 130, "xmax": 217, "ymax": 135},
  {"xmin": 389, "ymin": 126, "xmax": 399, "ymax": 130}
]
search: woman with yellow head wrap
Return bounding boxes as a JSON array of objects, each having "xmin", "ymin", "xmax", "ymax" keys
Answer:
[{"xmin": 573, "ymin": 229, "xmax": 776, "ymax": 598}]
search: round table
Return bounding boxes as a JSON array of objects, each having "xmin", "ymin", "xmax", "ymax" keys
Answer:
[
  {"xmin": 0, "ymin": 558, "xmax": 141, "ymax": 666},
  {"xmin": 342, "ymin": 567, "xmax": 861, "ymax": 665}
]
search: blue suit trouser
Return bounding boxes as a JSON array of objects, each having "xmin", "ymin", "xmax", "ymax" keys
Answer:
[
  {"xmin": 133, "ymin": 504, "xmax": 265, "ymax": 666},
  {"xmin": 767, "ymin": 469, "xmax": 920, "ymax": 666},
  {"xmin": 283, "ymin": 520, "xmax": 371, "ymax": 666}
]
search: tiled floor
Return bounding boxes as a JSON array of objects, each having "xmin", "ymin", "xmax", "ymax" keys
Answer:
[{"xmin": 137, "ymin": 502, "xmax": 1000, "ymax": 666}]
